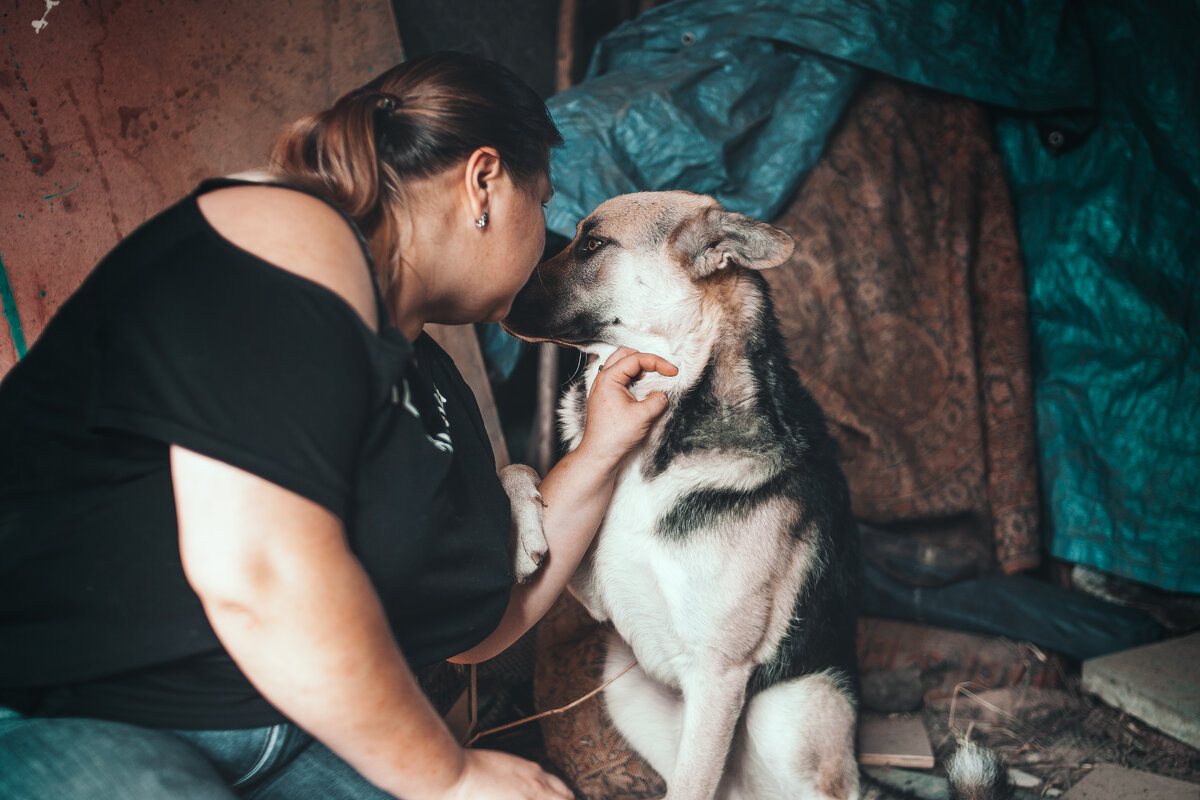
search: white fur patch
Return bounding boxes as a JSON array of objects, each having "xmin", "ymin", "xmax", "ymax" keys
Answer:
[{"xmin": 947, "ymin": 740, "xmax": 1012, "ymax": 800}]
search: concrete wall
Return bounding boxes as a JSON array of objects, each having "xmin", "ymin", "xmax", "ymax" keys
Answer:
[{"xmin": 0, "ymin": 0, "xmax": 403, "ymax": 377}]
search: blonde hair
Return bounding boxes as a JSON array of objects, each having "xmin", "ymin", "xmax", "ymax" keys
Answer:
[{"xmin": 269, "ymin": 52, "xmax": 562, "ymax": 308}]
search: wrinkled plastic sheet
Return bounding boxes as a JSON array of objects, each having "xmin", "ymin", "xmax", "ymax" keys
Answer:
[
  {"xmin": 540, "ymin": 0, "xmax": 1200, "ymax": 593},
  {"xmin": 544, "ymin": 0, "xmax": 1093, "ymax": 237},
  {"xmin": 991, "ymin": 2, "xmax": 1200, "ymax": 592}
]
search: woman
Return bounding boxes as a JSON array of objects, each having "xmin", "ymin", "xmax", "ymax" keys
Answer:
[{"xmin": 0, "ymin": 52, "xmax": 675, "ymax": 799}]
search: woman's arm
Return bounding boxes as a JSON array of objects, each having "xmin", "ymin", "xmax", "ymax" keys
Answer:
[
  {"xmin": 172, "ymin": 446, "xmax": 571, "ymax": 800},
  {"xmin": 451, "ymin": 348, "xmax": 677, "ymax": 663}
]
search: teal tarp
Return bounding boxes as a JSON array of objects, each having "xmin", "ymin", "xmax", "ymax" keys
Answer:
[
  {"xmin": 992, "ymin": 3, "xmax": 1199, "ymax": 592},
  {"xmin": 543, "ymin": 0, "xmax": 1200, "ymax": 591}
]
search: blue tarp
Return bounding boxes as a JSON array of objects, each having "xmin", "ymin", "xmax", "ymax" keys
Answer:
[
  {"xmin": 543, "ymin": 0, "xmax": 1096, "ymax": 238},
  {"xmin": 992, "ymin": 3, "xmax": 1199, "ymax": 593},
  {"xmin": 542, "ymin": 0, "xmax": 1200, "ymax": 591}
]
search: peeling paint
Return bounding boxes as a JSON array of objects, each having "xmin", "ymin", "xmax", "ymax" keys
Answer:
[
  {"xmin": 44, "ymin": 182, "xmax": 81, "ymax": 201},
  {"xmin": 0, "ymin": 253, "xmax": 28, "ymax": 360},
  {"xmin": 31, "ymin": 1, "xmax": 61, "ymax": 35},
  {"xmin": 44, "ymin": 181, "xmax": 81, "ymax": 213}
]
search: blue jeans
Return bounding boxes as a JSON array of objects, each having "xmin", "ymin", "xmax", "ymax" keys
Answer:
[{"xmin": 0, "ymin": 707, "xmax": 399, "ymax": 799}]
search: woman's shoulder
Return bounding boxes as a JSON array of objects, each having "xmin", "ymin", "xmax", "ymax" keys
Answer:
[{"xmin": 196, "ymin": 183, "xmax": 378, "ymax": 332}]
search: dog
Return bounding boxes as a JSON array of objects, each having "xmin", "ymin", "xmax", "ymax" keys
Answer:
[{"xmin": 500, "ymin": 191, "xmax": 1012, "ymax": 800}]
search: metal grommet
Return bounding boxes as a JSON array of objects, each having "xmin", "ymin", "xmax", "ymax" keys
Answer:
[
  {"xmin": 1047, "ymin": 130, "xmax": 1065, "ymax": 148},
  {"xmin": 681, "ymin": 31, "xmax": 697, "ymax": 46}
]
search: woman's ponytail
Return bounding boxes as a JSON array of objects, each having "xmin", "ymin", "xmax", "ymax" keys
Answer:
[
  {"xmin": 270, "ymin": 93, "xmax": 403, "ymax": 299},
  {"xmin": 269, "ymin": 52, "xmax": 562, "ymax": 311}
]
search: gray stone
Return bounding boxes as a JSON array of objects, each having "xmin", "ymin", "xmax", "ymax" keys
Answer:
[
  {"xmin": 1061, "ymin": 763, "xmax": 1200, "ymax": 800},
  {"xmin": 1082, "ymin": 633, "xmax": 1200, "ymax": 749}
]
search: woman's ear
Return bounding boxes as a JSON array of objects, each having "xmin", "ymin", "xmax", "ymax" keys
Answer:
[{"xmin": 464, "ymin": 146, "xmax": 504, "ymax": 222}]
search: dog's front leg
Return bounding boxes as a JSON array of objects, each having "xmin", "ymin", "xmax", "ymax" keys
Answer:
[
  {"xmin": 665, "ymin": 663, "xmax": 753, "ymax": 800},
  {"xmin": 499, "ymin": 463, "xmax": 548, "ymax": 583}
]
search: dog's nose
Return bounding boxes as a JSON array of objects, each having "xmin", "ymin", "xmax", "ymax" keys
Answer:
[{"xmin": 501, "ymin": 282, "xmax": 548, "ymax": 339}]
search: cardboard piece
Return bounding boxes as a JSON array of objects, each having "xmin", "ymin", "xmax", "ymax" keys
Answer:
[{"xmin": 858, "ymin": 716, "xmax": 936, "ymax": 769}]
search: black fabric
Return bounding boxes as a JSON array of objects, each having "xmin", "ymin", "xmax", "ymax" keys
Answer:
[{"xmin": 0, "ymin": 181, "xmax": 513, "ymax": 729}]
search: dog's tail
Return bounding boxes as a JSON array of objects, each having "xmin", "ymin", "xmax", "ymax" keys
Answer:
[{"xmin": 945, "ymin": 740, "xmax": 1016, "ymax": 800}]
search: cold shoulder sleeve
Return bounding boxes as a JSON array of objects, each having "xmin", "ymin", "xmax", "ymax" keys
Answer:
[{"xmin": 86, "ymin": 231, "xmax": 377, "ymax": 521}]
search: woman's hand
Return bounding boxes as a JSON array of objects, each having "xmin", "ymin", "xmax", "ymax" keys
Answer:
[
  {"xmin": 438, "ymin": 750, "xmax": 572, "ymax": 800},
  {"xmin": 576, "ymin": 346, "xmax": 678, "ymax": 469},
  {"xmin": 450, "ymin": 347, "xmax": 676, "ymax": 663}
]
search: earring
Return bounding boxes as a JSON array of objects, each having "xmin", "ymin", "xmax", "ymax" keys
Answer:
[{"xmin": 475, "ymin": 211, "xmax": 489, "ymax": 229}]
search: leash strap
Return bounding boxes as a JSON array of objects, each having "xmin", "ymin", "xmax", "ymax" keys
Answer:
[{"xmin": 463, "ymin": 659, "xmax": 639, "ymax": 747}]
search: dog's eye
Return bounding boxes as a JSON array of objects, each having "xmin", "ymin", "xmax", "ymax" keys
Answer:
[{"xmin": 583, "ymin": 237, "xmax": 603, "ymax": 253}]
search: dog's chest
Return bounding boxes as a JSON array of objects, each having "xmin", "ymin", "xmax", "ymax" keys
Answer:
[
  {"xmin": 581, "ymin": 464, "xmax": 769, "ymax": 687},
  {"xmin": 563, "ymin": 368, "xmax": 801, "ymax": 687}
]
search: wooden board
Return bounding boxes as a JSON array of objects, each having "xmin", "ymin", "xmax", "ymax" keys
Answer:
[{"xmin": 858, "ymin": 716, "xmax": 935, "ymax": 769}]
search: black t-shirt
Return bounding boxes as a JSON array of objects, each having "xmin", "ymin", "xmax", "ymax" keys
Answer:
[{"xmin": 0, "ymin": 178, "xmax": 513, "ymax": 729}]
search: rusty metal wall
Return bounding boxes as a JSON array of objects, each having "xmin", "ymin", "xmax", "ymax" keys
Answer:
[{"xmin": 0, "ymin": 0, "xmax": 403, "ymax": 376}]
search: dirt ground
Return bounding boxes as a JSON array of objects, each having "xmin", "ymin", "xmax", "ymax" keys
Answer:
[
  {"xmin": 474, "ymin": 627, "xmax": 1200, "ymax": 797},
  {"xmin": 918, "ymin": 674, "xmax": 1200, "ymax": 793}
]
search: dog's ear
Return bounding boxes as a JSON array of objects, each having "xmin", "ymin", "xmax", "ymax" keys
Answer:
[{"xmin": 674, "ymin": 207, "xmax": 795, "ymax": 277}]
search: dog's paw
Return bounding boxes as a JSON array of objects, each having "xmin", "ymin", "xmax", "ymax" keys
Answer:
[{"xmin": 500, "ymin": 464, "xmax": 548, "ymax": 583}]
